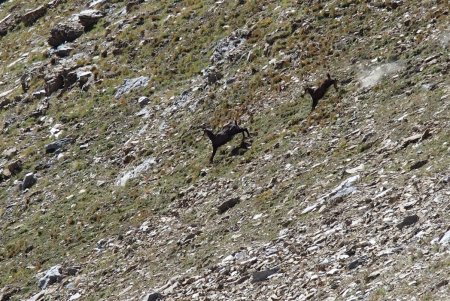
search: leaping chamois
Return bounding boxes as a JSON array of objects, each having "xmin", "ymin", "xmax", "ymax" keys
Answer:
[
  {"xmin": 203, "ymin": 121, "xmax": 250, "ymax": 163},
  {"xmin": 305, "ymin": 73, "xmax": 338, "ymax": 111}
]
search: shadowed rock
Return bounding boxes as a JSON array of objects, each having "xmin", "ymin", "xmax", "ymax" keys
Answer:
[
  {"xmin": 251, "ymin": 267, "xmax": 280, "ymax": 283},
  {"xmin": 142, "ymin": 292, "xmax": 163, "ymax": 301},
  {"xmin": 218, "ymin": 197, "xmax": 241, "ymax": 214},
  {"xmin": 396, "ymin": 214, "xmax": 419, "ymax": 229}
]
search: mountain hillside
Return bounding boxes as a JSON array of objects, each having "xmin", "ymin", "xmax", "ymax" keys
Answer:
[{"xmin": 0, "ymin": 0, "xmax": 449, "ymax": 300}]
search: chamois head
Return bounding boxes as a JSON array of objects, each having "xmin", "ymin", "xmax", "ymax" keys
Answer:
[
  {"xmin": 326, "ymin": 73, "xmax": 338, "ymax": 91},
  {"xmin": 304, "ymin": 86, "xmax": 315, "ymax": 96}
]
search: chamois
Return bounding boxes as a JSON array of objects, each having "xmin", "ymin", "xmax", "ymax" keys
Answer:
[
  {"xmin": 203, "ymin": 121, "xmax": 250, "ymax": 163},
  {"xmin": 305, "ymin": 73, "xmax": 338, "ymax": 111}
]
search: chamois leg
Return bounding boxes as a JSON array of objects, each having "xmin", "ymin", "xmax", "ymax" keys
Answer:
[
  {"xmin": 240, "ymin": 128, "xmax": 250, "ymax": 142},
  {"xmin": 240, "ymin": 128, "xmax": 251, "ymax": 148},
  {"xmin": 241, "ymin": 130, "xmax": 246, "ymax": 141},
  {"xmin": 244, "ymin": 128, "xmax": 250, "ymax": 137},
  {"xmin": 311, "ymin": 98, "xmax": 319, "ymax": 112},
  {"xmin": 210, "ymin": 146, "xmax": 217, "ymax": 163},
  {"xmin": 240, "ymin": 132, "xmax": 246, "ymax": 146}
]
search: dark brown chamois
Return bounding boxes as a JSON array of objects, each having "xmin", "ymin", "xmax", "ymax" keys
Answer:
[
  {"xmin": 305, "ymin": 73, "xmax": 338, "ymax": 111},
  {"xmin": 203, "ymin": 121, "xmax": 250, "ymax": 163}
]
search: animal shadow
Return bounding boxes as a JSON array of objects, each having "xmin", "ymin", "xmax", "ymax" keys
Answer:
[{"xmin": 230, "ymin": 139, "xmax": 252, "ymax": 157}]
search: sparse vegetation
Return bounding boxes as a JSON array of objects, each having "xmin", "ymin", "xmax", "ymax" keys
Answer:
[{"xmin": 0, "ymin": 0, "xmax": 449, "ymax": 300}]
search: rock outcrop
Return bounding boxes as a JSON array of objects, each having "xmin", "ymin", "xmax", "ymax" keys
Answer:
[{"xmin": 21, "ymin": 5, "xmax": 47, "ymax": 26}]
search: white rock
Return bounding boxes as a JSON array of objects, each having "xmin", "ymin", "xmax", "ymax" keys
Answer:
[
  {"xmin": 69, "ymin": 293, "xmax": 81, "ymax": 301},
  {"xmin": 116, "ymin": 157, "xmax": 156, "ymax": 186},
  {"xmin": 439, "ymin": 230, "xmax": 450, "ymax": 245}
]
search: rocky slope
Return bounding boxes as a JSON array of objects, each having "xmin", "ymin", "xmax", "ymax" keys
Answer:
[{"xmin": 0, "ymin": 0, "xmax": 449, "ymax": 300}]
